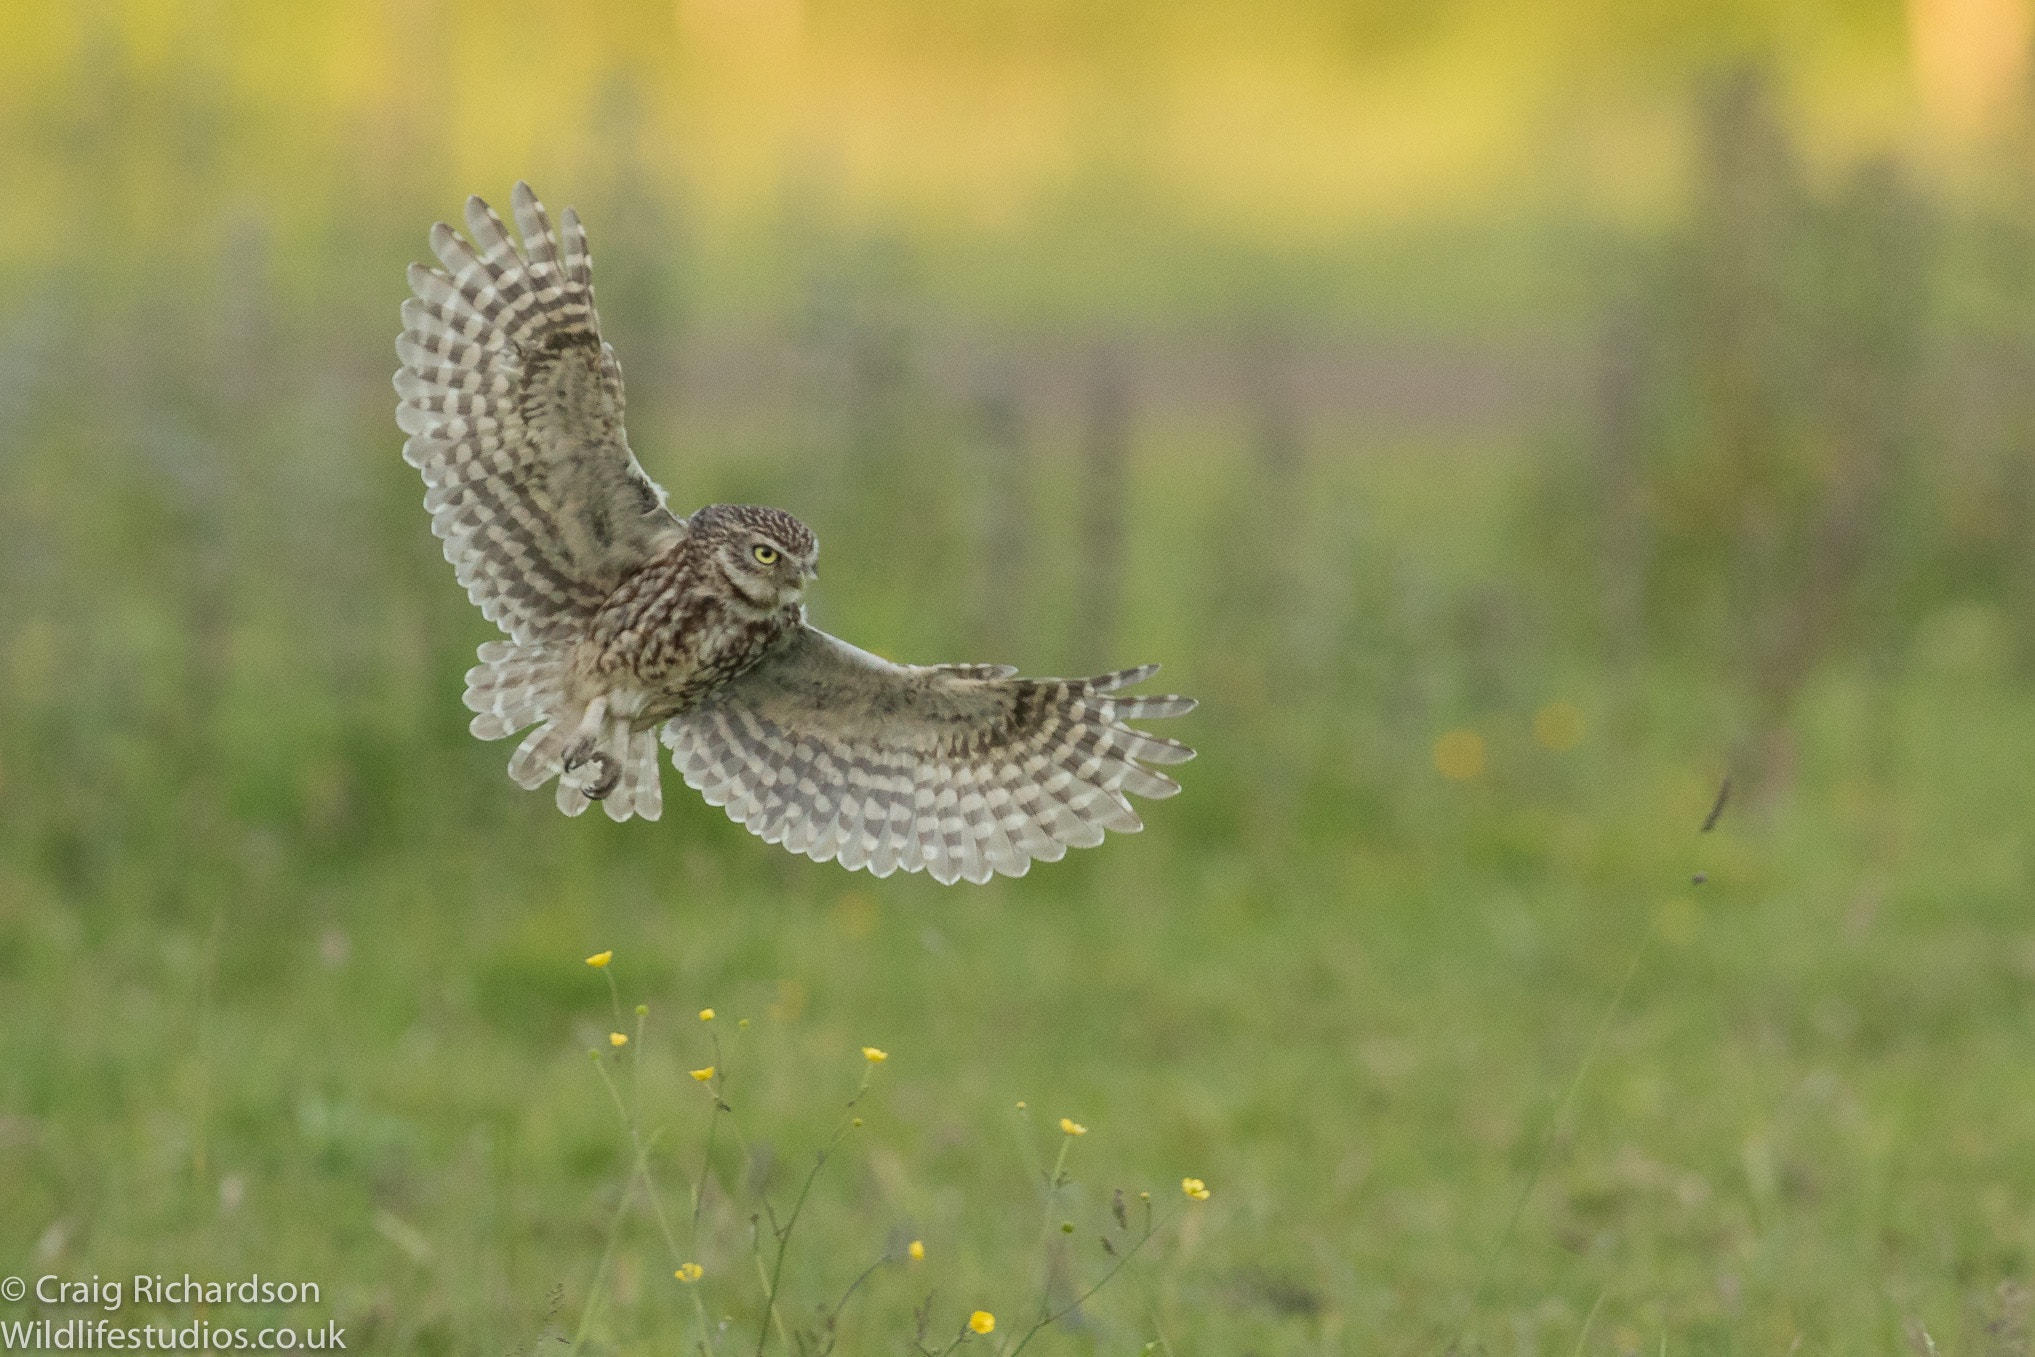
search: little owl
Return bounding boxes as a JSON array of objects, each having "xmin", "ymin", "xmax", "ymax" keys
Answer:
[{"xmin": 395, "ymin": 184, "xmax": 1194, "ymax": 883}]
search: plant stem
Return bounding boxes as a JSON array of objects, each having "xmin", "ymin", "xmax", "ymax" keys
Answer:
[
  {"xmin": 815, "ymin": 1251, "xmax": 891, "ymax": 1355},
  {"xmin": 752, "ymin": 1125, "xmax": 851, "ymax": 1357},
  {"xmin": 569, "ymin": 1176, "xmax": 638, "ymax": 1356},
  {"xmin": 1006, "ymin": 1213, "xmax": 1170, "ymax": 1357},
  {"xmin": 1457, "ymin": 919, "xmax": 1652, "ymax": 1347}
]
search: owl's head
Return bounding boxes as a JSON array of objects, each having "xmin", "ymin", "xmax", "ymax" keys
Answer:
[{"xmin": 694, "ymin": 503, "xmax": 819, "ymax": 610}]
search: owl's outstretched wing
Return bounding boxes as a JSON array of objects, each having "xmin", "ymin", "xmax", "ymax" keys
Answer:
[
  {"xmin": 396, "ymin": 182, "xmax": 684, "ymax": 644},
  {"xmin": 662, "ymin": 626, "xmax": 1196, "ymax": 884}
]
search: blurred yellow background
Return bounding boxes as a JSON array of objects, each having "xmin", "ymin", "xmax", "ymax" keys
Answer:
[{"xmin": 2, "ymin": 0, "xmax": 2008, "ymax": 261}]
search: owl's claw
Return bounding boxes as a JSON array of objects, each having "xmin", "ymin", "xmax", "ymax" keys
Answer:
[
  {"xmin": 581, "ymin": 752, "xmax": 620, "ymax": 800},
  {"xmin": 562, "ymin": 738, "xmax": 621, "ymax": 801}
]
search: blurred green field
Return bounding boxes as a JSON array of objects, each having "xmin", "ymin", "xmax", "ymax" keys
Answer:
[{"xmin": 11, "ymin": 6, "xmax": 2035, "ymax": 1354}]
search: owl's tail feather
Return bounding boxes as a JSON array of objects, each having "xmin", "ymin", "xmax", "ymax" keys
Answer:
[
  {"xmin": 566, "ymin": 720, "xmax": 662, "ymax": 824},
  {"xmin": 505, "ymin": 707, "xmax": 664, "ymax": 824},
  {"xmin": 467, "ymin": 640, "xmax": 664, "ymax": 824},
  {"xmin": 465, "ymin": 640, "xmax": 568, "ymax": 740}
]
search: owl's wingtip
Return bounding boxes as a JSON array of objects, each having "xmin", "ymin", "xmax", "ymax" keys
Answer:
[{"xmin": 1093, "ymin": 663, "xmax": 1160, "ymax": 691}]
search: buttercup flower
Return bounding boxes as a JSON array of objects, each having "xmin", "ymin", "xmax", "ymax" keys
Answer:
[
  {"xmin": 609, "ymin": 1032, "xmax": 628, "ymax": 1047},
  {"xmin": 862, "ymin": 1046, "xmax": 888, "ymax": 1063},
  {"xmin": 699, "ymin": 1008, "xmax": 715, "ymax": 1021},
  {"xmin": 690, "ymin": 1066, "xmax": 715, "ymax": 1082},
  {"xmin": 585, "ymin": 951, "xmax": 613, "ymax": 968},
  {"xmin": 908, "ymin": 1240, "xmax": 925, "ymax": 1261},
  {"xmin": 968, "ymin": 1311, "xmax": 995, "ymax": 1335},
  {"xmin": 1059, "ymin": 1118, "xmax": 1087, "ymax": 1136},
  {"xmin": 1182, "ymin": 1177, "xmax": 1210, "ymax": 1201},
  {"xmin": 674, "ymin": 1263, "xmax": 703, "ymax": 1283}
]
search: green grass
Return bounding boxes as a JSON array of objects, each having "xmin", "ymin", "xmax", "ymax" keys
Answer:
[
  {"xmin": 7, "ymin": 404, "xmax": 2035, "ymax": 1353},
  {"xmin": 6, "ymin": 161, "xmax": 2035, "ymax": 1350}
]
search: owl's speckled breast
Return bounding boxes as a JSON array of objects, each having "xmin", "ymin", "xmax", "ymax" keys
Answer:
[{"xmin": 575, "ymin": 536, "xmax": 801, "ymax": 726}]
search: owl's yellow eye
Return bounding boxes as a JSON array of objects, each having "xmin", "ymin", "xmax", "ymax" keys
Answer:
[{"xmin": 753, "ymin": 545, "xmax": 779, "ymax": 566}]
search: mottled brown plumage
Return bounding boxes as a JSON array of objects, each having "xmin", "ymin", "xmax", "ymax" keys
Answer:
[{"xmin": 398, "ymin": 183, "xmax": 1195, "ymax": 882}]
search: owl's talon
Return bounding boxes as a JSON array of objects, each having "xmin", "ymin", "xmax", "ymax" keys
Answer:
[
  {"xmin": 560, "ymin": 736, "xmax": 619, "ymax": 799},
  {"xmin": 580, "ymin": 751, "xmax": 620, "ymax": 800}
]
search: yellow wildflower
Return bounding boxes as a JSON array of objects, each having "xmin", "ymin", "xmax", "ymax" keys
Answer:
[
  {"xmin": 908, "ymin": 1240, "xmax": 925, "ymax": 1262},
  {"xmin": 699, "ymin": 1007, "xmax": 715, "ymax": 1021},
  {"xmin": 1059, "ymin": 1118, "xmax": 1087, "ymax": 1136},
  {"xmin": 968, "ymin": 1311, "xmax": 995, "ymax": 1335},
  {"xmin": 690, "ymin": 1066, "xmax": 715, "ymax": 1082},
  {"xmin": 609, "ymin": 1032, "xmax": 628, "ymax": 1047},
  {"xmin": 862, "ymin": 1046, "xmax": 888, "ymax": 1063},
  {"xmin": 674, "ymin": 1262, "xmax": 703, "ymax": 1282},
  {"xmin": 585, "ymin": 951, "xmax": 613, "ymax": 968},
  {"xmin": 1182, "ymin": 1177, "xmax": 1210, "ymax": 1201}
]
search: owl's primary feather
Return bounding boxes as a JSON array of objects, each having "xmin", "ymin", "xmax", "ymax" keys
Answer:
[
  {"xmin": 668, "ymin": 629, "xmax": 1194, "ymax": 883},
  {"xmin": 396, "ymin": 183, "xmax": 684, "ymax": 643},
  {"xmin": 399, "ymin": 184, "xmax": 1195, "ymax": 878}
]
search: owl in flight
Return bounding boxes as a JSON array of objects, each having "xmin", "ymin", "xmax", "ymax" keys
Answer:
[{"xmin": 395, "ymin": 184, "xmax": 1194, "ymax": 883}]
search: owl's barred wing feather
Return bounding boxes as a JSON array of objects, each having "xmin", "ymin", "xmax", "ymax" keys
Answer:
[
  {"xmin": 663, "ymin": 626, "xmax": 1195, "ymax": 884},
  {"xmin": 400, "ymin": 187, "xmax": 1198, "ymax": 867},
  {"xmin": 395, "ymin": 182, "xmax": 684, "ymax": 644}
]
